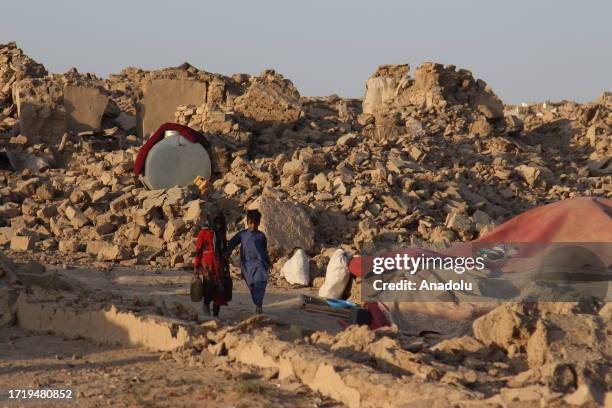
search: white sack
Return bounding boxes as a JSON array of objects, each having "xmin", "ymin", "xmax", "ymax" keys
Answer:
[
  {"xmin": 281, "ymin": 249, "xmax": 310, "ymax": 286},
  {"xmin": 318, "ymin": 249, "xmax": 351, "ymax": 299}
]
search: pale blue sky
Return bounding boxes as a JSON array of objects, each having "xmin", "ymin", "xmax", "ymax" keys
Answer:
[{"xmin": 2, "ymin": 0, "xmax": 610, "ymax": 103}]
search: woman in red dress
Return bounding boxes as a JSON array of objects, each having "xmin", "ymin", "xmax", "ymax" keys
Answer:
[{"xmin": 193, "ymin": 214, "xmax": 231, "ymax": 317}]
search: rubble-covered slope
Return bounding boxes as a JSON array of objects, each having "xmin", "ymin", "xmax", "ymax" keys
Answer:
[{"xmin": 0, "ymin": 42, "xmax": 610, "ymax": 278}]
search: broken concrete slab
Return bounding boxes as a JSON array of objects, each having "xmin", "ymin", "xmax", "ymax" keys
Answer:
[
  {"xmin": 63, "ymin": 84, "xmax": 109, "ymax": 132},
  {"xmin": 138, "ymin": 79, "xmax": 207, "ymax": 139},
  {"xmin": 10, "ymin": 235, "xmax": 35, "ymax": 251}
]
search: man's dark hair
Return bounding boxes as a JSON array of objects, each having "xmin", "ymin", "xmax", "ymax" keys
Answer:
[{"xmin": 246, "ymin": 209, "xmax": 261, "ymax": 224}]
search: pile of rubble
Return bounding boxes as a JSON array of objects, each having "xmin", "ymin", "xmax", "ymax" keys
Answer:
[
  {"xmin": 165, "ymin": 300, "xmax": 611, "ymax": 407},
  {"xmin": 0, "ymin": 42, "xmax": 610, "ymax": 280}
]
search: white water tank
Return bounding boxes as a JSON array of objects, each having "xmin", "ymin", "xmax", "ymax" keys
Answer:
[{"xmin": 143, "ymin": 130, "xmax": 211, "ymax": 190}]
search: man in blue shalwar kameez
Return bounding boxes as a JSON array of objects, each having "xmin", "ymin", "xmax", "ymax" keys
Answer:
[{"xmin": 224, "ymin": 210, "xmax": 270, "ymax": 314}]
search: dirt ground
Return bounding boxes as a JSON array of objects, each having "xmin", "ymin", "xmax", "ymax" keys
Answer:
[
  {"xmin": 0, "ymin": 327, "xmax": 343, "ymax": 408},
  {"xmin": 0, "ymin": 265, "xmax": 348, "ymax": 407},
  {"xmin": 47, "ymin": 265, "xmax": 344, "ymax": 334}
]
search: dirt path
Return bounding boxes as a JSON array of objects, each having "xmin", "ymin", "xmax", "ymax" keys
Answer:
[
  {"xmin": 1, "ymin": 265, "xmax": 347, "ymax": 407},
  {"xmin": 50, "ymin": 265, "xmax": 344, "ymax": 334},
  {"xmin": 0, "ymin": 327, "xmax": 342, "ymax": 408}
]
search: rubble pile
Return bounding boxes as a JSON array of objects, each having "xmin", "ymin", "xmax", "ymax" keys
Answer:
[
  {"xmin": 0, "ymin": 43, "xmax": 610, "ymax": 276},
  {"xmin": 166, "ymin": 301, "xmax": 611, "ymax": 407},
  {"xmin": 0, "ymin": 42, "xmax": 47, "ymax": 135}
]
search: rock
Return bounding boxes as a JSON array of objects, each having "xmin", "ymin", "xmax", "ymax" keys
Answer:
[
  {"xmin": 223, "ymin": 182, "xmax": 240, "ymax": 196},
  {"xmin": 233, "ymin": 70, "xmax": 301, "ymax": 124},
  {"xmin": 445, "ymin": 211, "xmax": 473, "ymax": 233},
  {"xmin": 282, "ymin": 159, "xmax": 308, "ymax": 177},
  {"xmin": 0, "ymin": 202, "xmax": 21, "ymax": 218},
  {"xmin": 312, "ymin": 173, "xmax": 330, "ymax": 191},
  {"xmin": 138, "ymin": 233, "xmax": 165, "ymax": 249},
  {"xmin": 515, "ymin": 164, "xmax": 542, "ymax": 187},
  {"xmin": 58, "ymin": 240, "xmax": 80, "ymax": 253},
  {"xmin": 472, "ymin": 303, "xmax": 531, "ymax": 349},
  {"xmin": 256, "ymin": 194, "xmax": 315, "ymax": 257},
  {"xmin": 10, "ymin": 235, "xmax": 35, "ymax": 251},
  {"xmin": 148, "ymin": 220, "xmax": 165, "ymax": 237},
  {"xmin": 336, "ymin": 133, "xmax": 358, "ymax": 147},
  {"xmin": 10, "ymin": 135, "xmax": 28, "ymax": 145},
  {"xmin": 63, "ymin": 84, "xmax": 109, "ymax": 132},
  {"xmin": 86, "ymin": 241, "xmax": 106, "ymax": 255},
  {"xmin": 163, "ymin": 219, "xmax": 185, "ymax": 242},
  {"xmin": 12, "ymin": 77, "xmax": 65, "ymax": 143},
  {"xmin": 363, "ymin": 64, "xmax": 409, "ymax": 115},
  {"xmin": 64, "ymin": 205, "xmax": 90, "ymax": 227},
  {"xmin": 97, "ymin": 244, "xmax": 131, "ymax": 261},
  {"xmin": 35, "ymin": 184, "xmax": 55, "ymax": 200},
  {"xmin": 183, "ymin": 199, "xmax": 204, "ymax": 224},
  {"xmin": 94, "ymin": 222, "xmax": 116, "ymax": 236}
]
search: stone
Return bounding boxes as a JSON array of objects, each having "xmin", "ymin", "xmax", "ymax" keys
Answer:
[
  {"xmin": 312, "ymin": 173, "xmax": 330, "ymax": 191},
  {"xmin": 10, "ymin": 135, "xmax": 28, "ymax": 145},
  {"xmin": 64, "ymin": 205, "xmax": 90, "ymax": 227},
  {"xmin": 256, "ymin": 193, "xmax": 315, "ymax": 257},
  {"xmin": 86, "ymin": 241, "xmax": 106, "ymax": 255},
  {"xmin": 63, "ymin": 84, "xmax": 109, "ymax": 132},
  {"xmin": 35, "ymin": 184, "xmax": 55, "ymax": 200},
  {"xmin": 97, "ymin": 244, "xmax": 131, "ymax": 261},
  {"xmin": 95, "ymin": 222, "xmax": 116, "ymax": 236},
  {"xmin": 382, "ymin": 195, "xmax": 410, "ymax": 215},
  {"xmin": 183, "ymin": 199, "xmax": 204, "ymax": 224},
  {"xmin": 91, "ymin": 188, "xmax": 109, "ymax": 203},
  {"xmin": 223, "ymin": 182, "xmax": 240, "ymax": 196},
  {"xmin": 363, "ymin": 64, "xmax": 409, "ymax": 115},
  {"xmin": 148, "ymin": 220, "xmax": 165, "ymax": 237},
  {"xmin": 138, "ymin": 233, "xmax": 165, "ymax": 249},
  {"xmin": 58, "ymin": 240, "xmax": 80, "ymax": 253},
  {"xmin": 445, "ymin": 211, "xmax": 473, "ymax": 233},
  {"xmin": 282, "ymin": 159, "xmax": 308, "ymax": 177},
  {"xmin": 336, "ymin": 133, "xmax": 358, "ymax": 147},
  {"xmin": 12, "ymin": 77, "xmax": 65, "ymax": 143},
  {"xmin": 0, "ymin": 202, "xmax": 21, "ymax": 218},
  {"xmin": 472, "ymin": 303, "xmax": 528, "ymax": 349},
  {"xmin": 163, "ymin": 219, "xmax": 185, "ymax": 242},
  {"xmin": 10, "ymin": 235, "xmax": 35, "ymax": 251},
  {"xmin": 515, "ymin": 164, "xmax": 541, "ymax": 187},
  {"xmin": 124, "ymin": 225, "xmax": 143, "ymax": 242},
  {"xmin": 233, "ymin": 70, "xmax": 301, "ymax": 124}
]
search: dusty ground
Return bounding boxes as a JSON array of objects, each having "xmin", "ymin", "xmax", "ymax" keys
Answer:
[
  {"xmin": 0, "ymin": 327, "xmax": 341, "ymax": 408},
  {"xmin": 49, "ymin": 265, "xmax": 343, "ymax": 334},
  {"xmin": 0, "ymin": 265, "xmax": 346, "ymax": 407}
]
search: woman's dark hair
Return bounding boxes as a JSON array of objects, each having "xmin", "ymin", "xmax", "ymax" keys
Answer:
[
  {"xmin": 213, "ymin": 213, "xmax": 226, "ymax": 231},
  {"xmin": 246, "ymin": 209, "xmax": 261, "ymax": 224}
]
